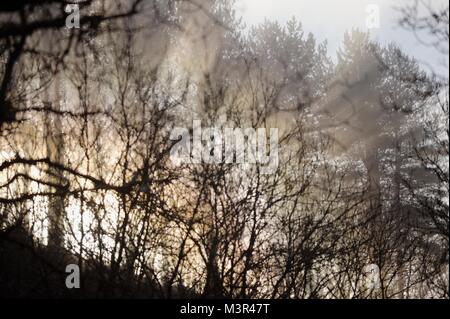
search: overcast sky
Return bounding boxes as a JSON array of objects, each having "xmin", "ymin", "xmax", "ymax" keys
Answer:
[{"xmin": 237, "ymin": 0, "xmax": 448, "ymax": 78}]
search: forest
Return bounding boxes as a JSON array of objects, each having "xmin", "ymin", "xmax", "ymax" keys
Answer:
[{"xmin": 0, "ymin": 0, "xmax": 448, "ymax": 299}]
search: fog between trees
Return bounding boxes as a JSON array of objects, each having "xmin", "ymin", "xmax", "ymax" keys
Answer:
[{"xmin": 0, "ymin": 0, "xmax": 448, "ymax": 298}]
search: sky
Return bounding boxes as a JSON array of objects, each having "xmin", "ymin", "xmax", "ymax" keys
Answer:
[{"xmin": 237, "ymin": 0, "xmax": 449, "ymax": 78}]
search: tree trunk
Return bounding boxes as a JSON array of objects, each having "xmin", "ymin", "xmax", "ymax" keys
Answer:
[{"xmin": 45, "ymin": 72, "xmax": 65, "ymax": 249}]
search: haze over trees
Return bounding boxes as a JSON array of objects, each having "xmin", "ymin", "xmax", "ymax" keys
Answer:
[{"xmin": 0, "ymin": 0, "xmax": 448, "ymax": 298}]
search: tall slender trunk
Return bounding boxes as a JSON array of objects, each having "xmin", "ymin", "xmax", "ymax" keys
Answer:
[
  {"xmin": 393, "ymin": 117, "xmax": 406, "ymax": 299},
  {"xmin": 45, "ymin": 72, "xmax": 65, "ymax": 249}
]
